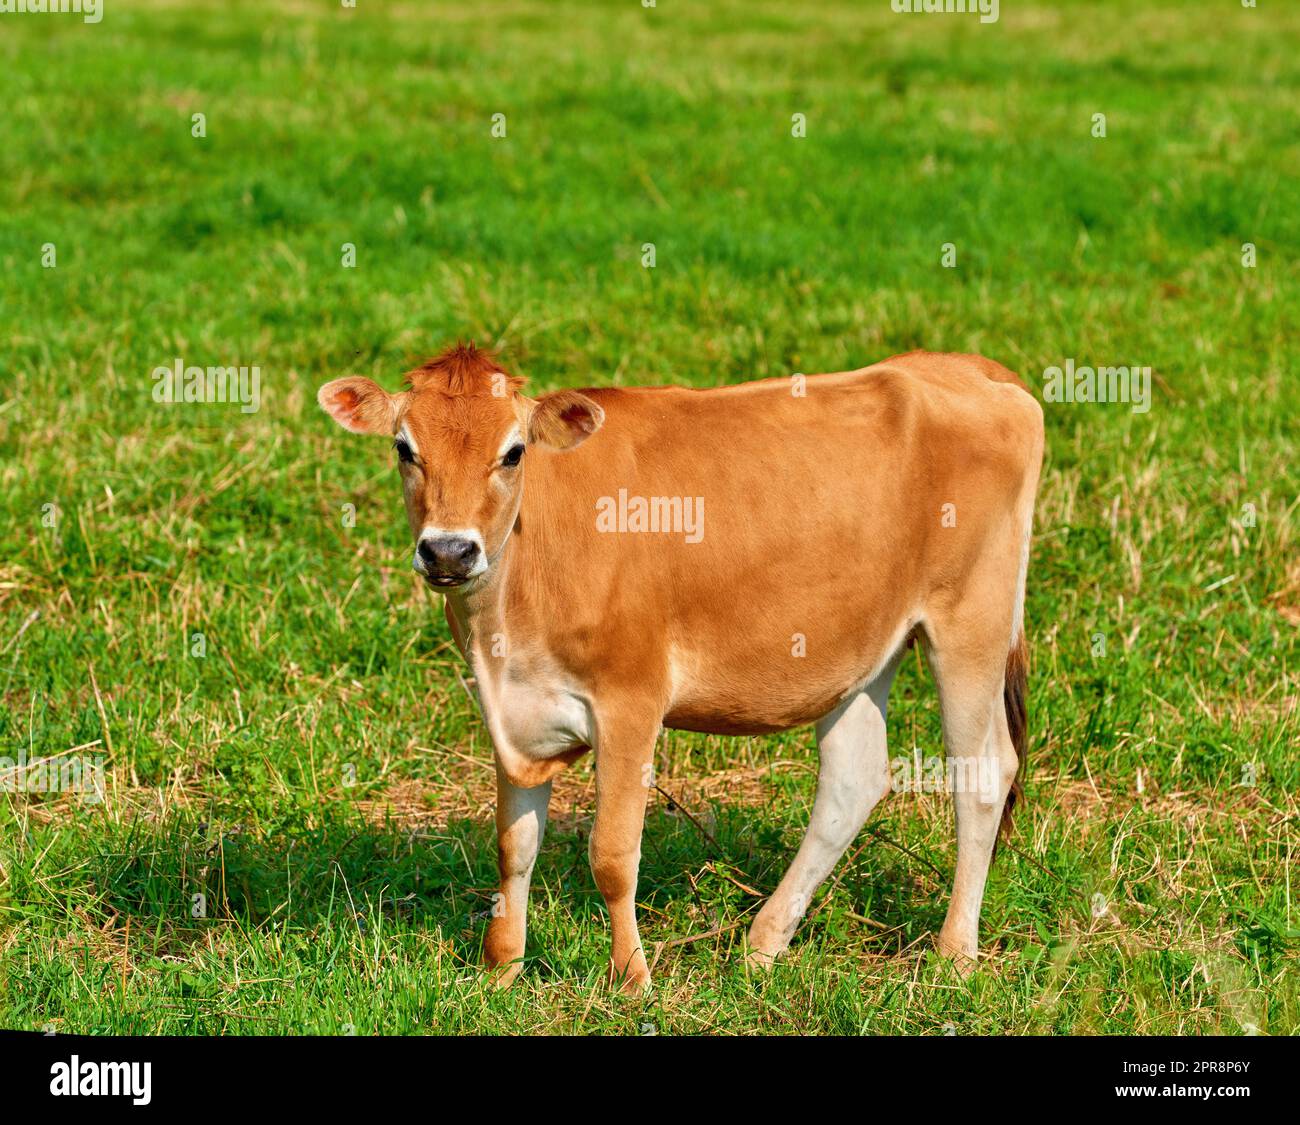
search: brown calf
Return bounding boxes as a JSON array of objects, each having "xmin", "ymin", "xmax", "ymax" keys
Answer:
[{"xmin": 319, "ymin": 344, "xmax": 1044, "ymax": 991}]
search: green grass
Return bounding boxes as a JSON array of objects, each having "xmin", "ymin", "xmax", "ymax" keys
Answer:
[{"xmin": 1, "ymin": 0, "xmax": 1297, "ymax": 1034}]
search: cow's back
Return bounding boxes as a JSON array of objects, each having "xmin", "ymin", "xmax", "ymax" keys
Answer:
[{"xmin": 513, "ymin": 352, "xmax": 1043, "ymax": 733}]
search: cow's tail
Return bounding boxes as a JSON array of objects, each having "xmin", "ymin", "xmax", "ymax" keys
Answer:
[{"xmin": 999, "ymin": 630, "xmax": 1028, "ymax": 845}]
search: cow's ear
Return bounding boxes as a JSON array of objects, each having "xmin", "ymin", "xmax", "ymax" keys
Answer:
[
  {"xmin": 527, "ymin": 390, "xmax": 604, "ymax": 450},
  {"xmin": 318, "ymin": 377, "xmax": 403, "ymax": 435}
]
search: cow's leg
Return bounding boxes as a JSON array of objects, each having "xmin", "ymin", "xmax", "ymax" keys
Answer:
[
  {"xmin": 589, "ymin": 712, "xmax": 659, "ymax": 993},
  {"xmin": 930, "ymin": 643, "xmax": 1018, "ymax": 968},
  {"xmin": 483, "ymin": 761, "xmax": 552, "ymax": 986},
  {"xmin": 746, "ymin": 661, "xmax": 898, "ymax": 967}
]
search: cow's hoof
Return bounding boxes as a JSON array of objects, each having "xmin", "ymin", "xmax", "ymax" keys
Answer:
[
  {"xmin": 486, "ymin": 958, "xmax": 524, "ymax": 988},
  {"xmin": 618, "ymin": 973, "xmax": 652, "ymax": 997},
  {"xmin": 935, "ymin": 937, "xmax": 978, "ymax": 978},
  {"xmin": 607, "ymin": 958, "xmax": 651, "ymax": 996},
  {"xmin": 744, "ymin": 914, "xmax": 789, "ymax": 970}
]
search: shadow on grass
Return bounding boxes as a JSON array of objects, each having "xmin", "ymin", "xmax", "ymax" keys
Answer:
[{"xmin": 80, "ymin": 800, "xmax": 947, "ymax": 978}]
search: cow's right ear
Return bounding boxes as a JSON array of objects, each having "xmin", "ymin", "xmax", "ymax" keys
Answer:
[{"xmin": 318, "ymin": 377, "xmax": 403, "ymax": 435}]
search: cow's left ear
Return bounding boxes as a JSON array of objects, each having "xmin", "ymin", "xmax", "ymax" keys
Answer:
[{"xmin": 527, "ymin": 390, "xmax": 604, "ymax": 450}]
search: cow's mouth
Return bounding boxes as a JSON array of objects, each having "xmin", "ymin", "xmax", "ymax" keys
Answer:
[{"xmin": 425, "ymin": 574, "xmax": 469, "ymax": 588}]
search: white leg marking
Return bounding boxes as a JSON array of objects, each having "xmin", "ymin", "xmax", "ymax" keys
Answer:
[
  {"xmin": 935, "ymin": 678, "xmax": 1017, "ymax": 965},
  {"xmin": 485, "ymin": 768, "xmax": 552, "ymax": 983},
  {"xmin": 747, "ymin": 662, "xmax": 898, "ymax": 963}
]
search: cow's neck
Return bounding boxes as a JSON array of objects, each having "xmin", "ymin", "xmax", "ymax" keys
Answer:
[
  {"xmin": 442, "ymin": 527, "xmax": 524, "ymax": 683},
  {"xmin": 442, "ymin": 532, "xmax": 584, "ymax": 788}
]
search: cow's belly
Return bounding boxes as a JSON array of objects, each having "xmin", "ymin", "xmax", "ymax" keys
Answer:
[
  {"xmin": 662, "ymin": 610, "xmax": 916, "ymax": 735},
  {"xmin": 662, "ymin": 675, "xmax": 856, "ymax": 735}
]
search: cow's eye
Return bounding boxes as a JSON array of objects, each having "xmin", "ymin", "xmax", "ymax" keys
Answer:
[
  {"xmin": 394, "ymin": 439, "xmax": 415, "ymax": 464},
  {"xmin": 501, "ymin": 443, "xmax": 525, "ymax": 468}
]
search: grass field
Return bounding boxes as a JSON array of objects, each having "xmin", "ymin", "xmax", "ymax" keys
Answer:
[{"xmin": 1, "ymin": 0, "xmax": 1297, "ymax": 1035}]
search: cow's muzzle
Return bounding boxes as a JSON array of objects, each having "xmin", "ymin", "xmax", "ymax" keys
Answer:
[{"xmin": 415, "ymin": 535, "xmax": 481, "ymax": 586}]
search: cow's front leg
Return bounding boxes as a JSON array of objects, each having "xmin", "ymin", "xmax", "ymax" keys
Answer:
[
  {"xmin": 483, "ymin": 760, "xmax": 552, "ymax": 986},
  {"xmin": 589, "ymin": 714, "xmax": 659, "ymax": 994}
]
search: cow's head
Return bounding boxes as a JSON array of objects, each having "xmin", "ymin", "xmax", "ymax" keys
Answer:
[{"xmin": 318, "ymin": 344, "xmax": 603, "ymax": 590}]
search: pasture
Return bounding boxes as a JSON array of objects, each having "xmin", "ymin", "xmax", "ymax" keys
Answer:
[{"xmin": 0, "ymin": 0, "xmax": 1296, "ymax": 1034}]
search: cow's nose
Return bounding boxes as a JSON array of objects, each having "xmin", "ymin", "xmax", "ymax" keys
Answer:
[{"xmin": 417, "ymin": 535, "xmax": 480, "ymax": 582}]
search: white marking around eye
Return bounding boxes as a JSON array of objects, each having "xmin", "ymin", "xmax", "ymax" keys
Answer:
[{"xmin": 496, "ymin": 427, "xmax": 523, "ymax": 460}]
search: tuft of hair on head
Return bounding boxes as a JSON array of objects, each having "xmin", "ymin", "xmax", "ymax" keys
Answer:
[{"xmin": 404, "ymin": 341, "xmax": 526, "ymax": 397}]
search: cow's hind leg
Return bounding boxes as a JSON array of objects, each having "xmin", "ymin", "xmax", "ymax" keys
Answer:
[
  {"xmin": 746, "ymin": 659, "xmax": 899, "ymax": 967},
  {"xmin": 929, "ymin": 636, "xmax": 1020, "ymax": 968}
]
